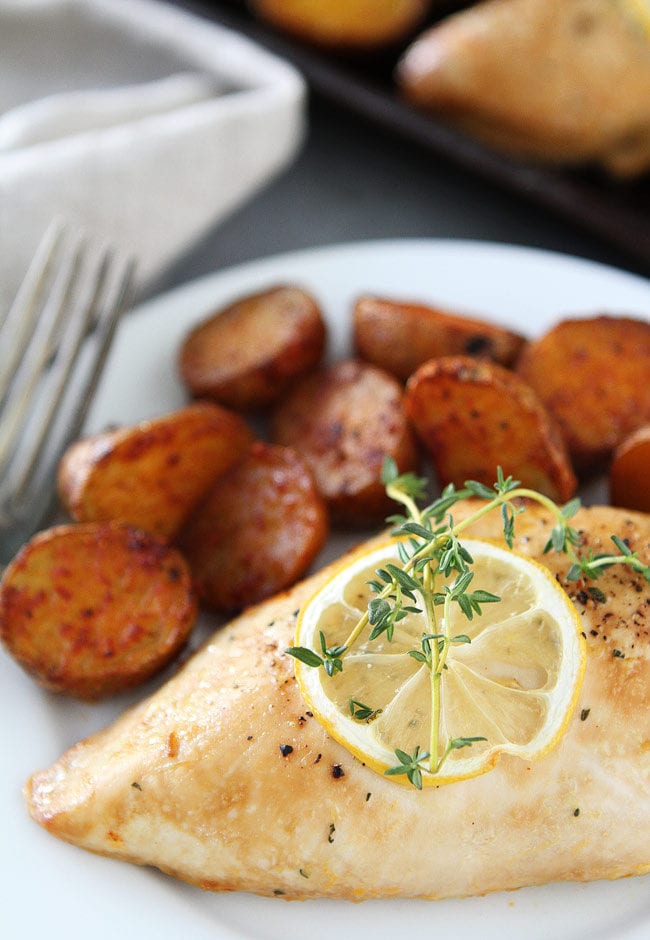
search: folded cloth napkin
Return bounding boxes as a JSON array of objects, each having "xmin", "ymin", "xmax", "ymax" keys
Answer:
[{"xmin": 0, "ymin": 0, "xmax": 306, "ymax": 312}]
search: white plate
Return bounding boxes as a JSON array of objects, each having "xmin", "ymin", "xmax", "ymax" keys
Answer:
[{"xmin": 3, "ymin": 239, "xmax": 650, "ymax": 940}]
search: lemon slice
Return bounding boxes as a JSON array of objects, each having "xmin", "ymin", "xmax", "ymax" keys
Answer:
[{"xmin": 293, "ymin": 538, "xmax": 586, "ymax": 787}]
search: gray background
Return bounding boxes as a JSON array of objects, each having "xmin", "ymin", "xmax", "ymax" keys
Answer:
[{"xmin": 151, "ymin": 95, "xmax": 643, "ymax": 298}]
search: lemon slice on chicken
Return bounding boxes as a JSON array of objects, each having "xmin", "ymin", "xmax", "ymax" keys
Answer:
[{"xmin": 293, "ymin": 538, "xmax": 585, "ymax": 787}]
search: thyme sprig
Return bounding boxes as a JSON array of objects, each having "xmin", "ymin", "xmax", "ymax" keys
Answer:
[
  {"xmin": 565, "ymin": 534, "xmax": 650, "ymax": 584},
  {"xmin": 287, "ymin": 459, "xmax": 650, "ymax": 786}
]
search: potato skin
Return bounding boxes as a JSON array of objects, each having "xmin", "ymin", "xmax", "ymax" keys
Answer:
[
  {"xmin": 353, "ymin": 295, "xmax": 526, "ymax": 380},
  {"xmin": 609, "ymin": 425, "xmax": 650, "ymax": 514},
  {"xmin": 57, "ymin": 401, "xmax": 253, "ymax": 540},
  {"xmin": 178, "ymin": 285, "xmax": 326, "ymax": 411},
  {"xmin": 250, "ymin": 0, "xmax": 430, "ymax": 49},
  {"xmin": 516, "ymin": 316, "xmax": 650, "ymax": 475},
  {"xmin": 404, "ymin": 355, "xmax": 577, "ymax": 502},
  {"xmin": 0, "ymin": 523, "xmax": 197, "ymax": 699},
  {"xmin": 178, "ymin": 442, "xmax": 328, "ymax": 612},
  {"xmin": 270, "ymin": 359, "xmax": 420, "ymax": 526}
]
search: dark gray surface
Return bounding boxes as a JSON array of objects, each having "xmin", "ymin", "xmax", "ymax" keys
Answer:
[{"xmin": 150, "ymin": 95, "xmax": 644, "ymax": 301}]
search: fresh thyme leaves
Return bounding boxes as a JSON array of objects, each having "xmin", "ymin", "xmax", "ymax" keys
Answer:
[
  {"xmin": 349, "ymin": 698, "xmax": 382, "ymax": 722},
  {"xmin": 432, "ymin": 572, "xmax": 501, "ymax": 621},
  {"xmin": 384, "ymin": 746, "xmax": 430, "ymax": 790},
  {"xmin": 565, "ymin": 535, "xmax": 650, "ymax": 586},
  {"xmin": 408, "ymin": 632, "xmax": 471, "ymax": 668},
  {"xmin": 286, "ymin": 630, "xmax": 347, "ymax": 676},
  {"xmin": 384, "ymin": 737, "xmax": 489, "ymax": 789},
  {"xmin": 287, "ymin": 459, "xmax": 650, "ymax": 788}
]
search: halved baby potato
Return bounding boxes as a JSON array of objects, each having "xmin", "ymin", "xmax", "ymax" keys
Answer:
[
  {"xmin": 58, "ymin": 401, "xmax": 253, "ymax": 540},
  {"xmin": 250, "ymin": 0, "xmax": 431, "ymax": 50},
  {"xmin": 404, "ymin": 355, "xmax": 577, "ymax": 502},
  {"xmin": 270, "ymin": 358, "xmax": 420, "ymax": 526},
  {"xmin": 178, "ymin": 285, "xmax": 326, "ymax": 411},
  {"xmin": 353, "ymin": 294, "xmax": 526, "ymax": 380},
  {"xmin": 516, "ymin": 315, "xmax": 650, "ymax": 475},
  {"xmin": 178, "ymin": 442, "xmax": 328, "ymax": 612},
  {"xmin": 609, "ymin": 425, "xmax": 650, "ymax": 514},
  {"xmin": 0, "ymin": 523, "xmax": 197, "ymax": 699}
]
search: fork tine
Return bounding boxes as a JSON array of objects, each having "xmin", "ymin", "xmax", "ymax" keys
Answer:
[
  {"xmin": 8, "ymin": 244, "xmax": 116, "ymax": 499},
  {"xmin": 64, "ymin": 250, "xmax": 136, "ymax": 444},
  {"xmin": 0, "ymin": 217, "xmax": 66, "ymax": 397},
  {"xmin": 0, "ymin": 225, "xmax": 135, "ymax": 559},
  {"xmin": 11, "ymin": 250, "xmax": 135, "ymax": 506},
  {"xmin": 0, "ymin": 231, "xmax": 86, "ymax": 465}
]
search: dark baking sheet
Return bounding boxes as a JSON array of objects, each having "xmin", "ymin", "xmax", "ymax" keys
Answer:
[{"xmin": 176, "ymin": 0, "xmax": 650, "ymax": 276}]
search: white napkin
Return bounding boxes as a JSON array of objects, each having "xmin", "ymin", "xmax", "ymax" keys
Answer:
[{"xmin": 0, "ymin": 0, "xmax": 306, "ymax": 312}]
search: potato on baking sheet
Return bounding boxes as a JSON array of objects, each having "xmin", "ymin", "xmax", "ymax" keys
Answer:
[
  {"xmin": 353, "ymin": 294, "xmax": 526, "ymax": 380},
  {"xmin": 0, "ymin": 523, "xmax": 197, "ymax": 699},
  {"xmin": 178, "ymin": 442, "xmax": 328, "ymax": 612},
  {"xmin": 178, "ymin": 285, "xmax": 326, "ymax": 411},
  {"xmin": 609, "ymin": 425, "xmax": 650, "ymax": 514},
  {"xmin": 270, "ymin": 358, "xmax": 420, "ymax": 526},
  {"xmin": 249, "ymin": 0, "xmax": 431, "ymax": 50},
  {"xmin": 404, "ymin": 355, "xmax": 577, "ymax": 501},
  {"xmin": 516, "ymin": 315, "xmax": 650, "ymax": 476},
  {"xmin": 58, "ymin": 401, "xmax": 253, "ymax": 540}
]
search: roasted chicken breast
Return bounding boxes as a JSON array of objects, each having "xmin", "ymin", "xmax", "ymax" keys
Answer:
[
  {"xmin": 398, "ymin": 0, "xmax": 650, "ymax": 177},
  {"xmin": 25, "ymin": 502, "xmax": 650, "ymax": 900}
]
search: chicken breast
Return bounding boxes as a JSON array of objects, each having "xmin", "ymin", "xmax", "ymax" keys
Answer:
[
  {"xmin": 25, "ymin": 502, "xmax": 650, "ymax": 900},
  {"xmin": 397, "ymin": 0, "xmax": 650, "ymax": 177}
]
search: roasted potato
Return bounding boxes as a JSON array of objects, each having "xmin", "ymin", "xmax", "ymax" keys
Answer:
[
  {"xmin": 178, "ymin": 442, "xmax": 328, "ymax": 612},
  {"xmin": 516, "ymin": 315, "xmax": 650, "ymax": 475},
  {"xmin": 58, "ymin": 401, "xmax": 253, "ymax": 540},
  {"xmin": 353, "ymin": 295, "xmax": 526, "ymax": 380},
  {"xmin": 270, "ymin": 359, "xmax": 420, "ymax": 525},
  {"xmin": 404, "ymin": 355, "xmax": 577, "ymax": 501},
  {"xmin": 178, "ymin": 285, "xmax": 326, "ymax": 411},
  {"xmin": 0, "ymin": 523, "xmax": 197, "ymax": 699},
  {"xmin": 250, "ymin": 0, "xmax": 430, "ymax": 50},
  {"xmin": 609, "ymin": 425, "xmax": 650, "ymax": 514}
]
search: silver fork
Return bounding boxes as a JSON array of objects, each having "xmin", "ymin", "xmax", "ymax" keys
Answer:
[{"xmin": 0, "ymin": 219, "xmax": 135, "ymax": 564}]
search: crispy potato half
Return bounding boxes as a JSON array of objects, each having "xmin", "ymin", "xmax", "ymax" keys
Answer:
[
  {"xmin": 178, "ymin": 285, "xmax": 326, "ymax": 411},
  {"xmin": 250, "ymin": 0, "xmax": 430, "ymax": 49},
  {"xmin": 516, "ymin": 315, "xmax": 650, "ymax": 475},
  {"xmin": 270, "ymin": 358, "xmax": 420, "ymax": 526},
  {"xmin": 353, "ymin": 295, "xmax": 526, "ymax": 380},
  {"xmin": 610, "ymin": 425, "xmax": 650, "ymax": 514},
  {"xmin": 404, "ymin": 355, "xmax": 577, "ymax": 501},
  {"xmin": 0, "ymin": 523, "xmax": 197, "ymax": 699},
  {"xmin": 58, "ymin": 401, "xmax": 253, "ymax": 540},
  {"xmin": 178, "ymin": 442, "xmax": 328, "ymax": 612}
]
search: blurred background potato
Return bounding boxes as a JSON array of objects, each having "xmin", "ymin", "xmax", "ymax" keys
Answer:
[{"xmin": 249, "ymin": 0, "xmax": 432, "ymax": 49}]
